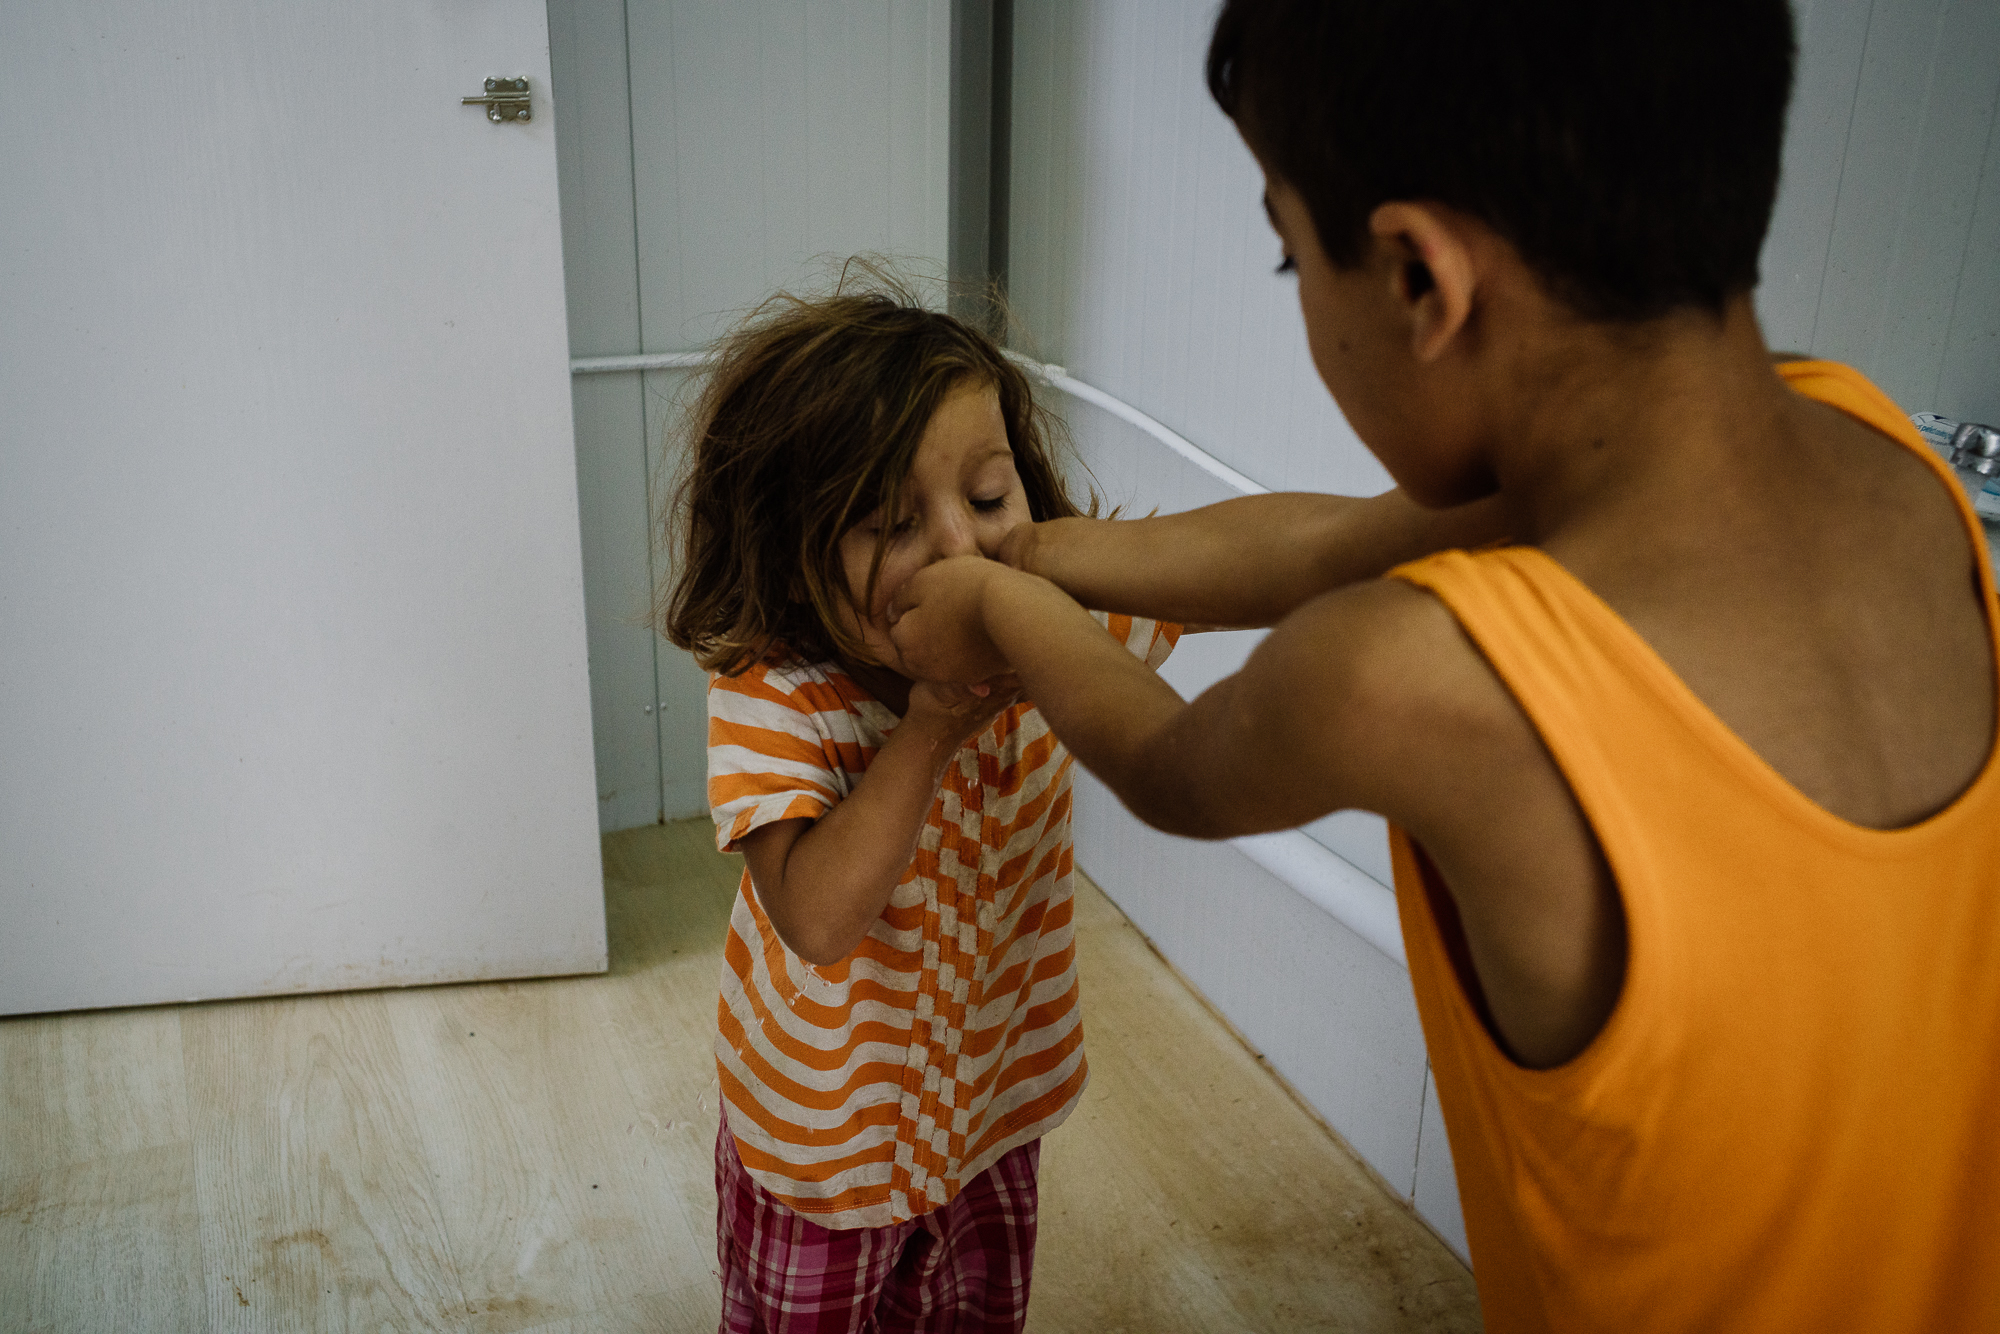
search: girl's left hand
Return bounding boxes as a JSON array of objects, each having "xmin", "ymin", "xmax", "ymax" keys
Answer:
[
  {"xmin": 888, "ymin": 555, "xmax": 1015, "ymax": 683},
  {"xmin": 904, "ymin": 674, "xmax": 1023, "ymax": 747}
]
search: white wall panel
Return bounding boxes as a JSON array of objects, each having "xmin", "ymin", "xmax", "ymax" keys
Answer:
[
  {"xmin": 567, "ymin": 371, "xmax": 668, "ymax": 831},
  {"xmin": 626, "ymin": 1, "xmax": 952, "ymax": 351},
  {"xmin": 1757, "ymin": 0, "xmax": 1873, "ymax": 354},
  {"xmin": 643, "ymin": 365, "xmax": 737, "ymax": 822},
  {"xmin": 949, "ymin": 0, "xmax": 999, "ymax": 292},
  {"xmin": 1813, "ymin": 0, "xmax": 1999, "ymax": 420},
  {"xmin": 1758, "ymin": 0, "xmax": 2000, "ymax": 423},
  {"xmin": 1939, "ymin": 90, "xmax": 2000, "ymax": 428},
  {"xmin": 1009, "ymin": 0, "xmax": 1391, "ymax": 498},
  {"xmin": 1412, "ymin": 1068, "xmax": 1469, "ymax": 1264}
]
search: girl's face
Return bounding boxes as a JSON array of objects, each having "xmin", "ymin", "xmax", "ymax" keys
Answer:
[{"xmin": 835, "ymin": 379, "xmax": 1029, "ymax": 675}]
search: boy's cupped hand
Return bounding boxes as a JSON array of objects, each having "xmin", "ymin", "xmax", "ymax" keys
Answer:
[{"xmin": 887, "ymin": 555, "xmax": 1016, "ymax": 683}]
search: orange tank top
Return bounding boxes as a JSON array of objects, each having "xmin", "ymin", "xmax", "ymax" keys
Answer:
[{"xmin": 1387, "ymin": 362, "xmax": 2000, "ymax": 1332}]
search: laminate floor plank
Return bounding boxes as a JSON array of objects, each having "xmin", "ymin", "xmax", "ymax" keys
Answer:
[
  {"xmin": 182, "ymin": 991, "xmax": 470, "ymax": 1334},
  {"xmin": 0, "ymin": 1005, "xmax": 192, "ymax": 1182},
  {"xmin": 511, "ymin": 1288, "xmax": 716, "ymax": 1334},
  {"xmin": 590, "ymin": 825, "xmax": 742, "ymax": 1261},
  {"xmin": 0, "ymin": 1143, "xmax": 207, "ymax": 1334},
  {"xmin": 385, "ymin": 971, "xmax": 715, "ymax": 1331}
]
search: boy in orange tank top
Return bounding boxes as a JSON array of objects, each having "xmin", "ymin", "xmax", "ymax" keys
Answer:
[{"xmin": 885, "ymin": 0, "xmax": 2000, "ymax": 1328}]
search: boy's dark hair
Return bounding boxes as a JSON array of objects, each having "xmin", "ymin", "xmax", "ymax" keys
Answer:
[
  {"xmin": 661, "ymin": 265, "xmax": 1091, "ymax": 677},
  {"xmin": 1207, "ymin": 0, "xmax": 1797, "ymax": 322}
]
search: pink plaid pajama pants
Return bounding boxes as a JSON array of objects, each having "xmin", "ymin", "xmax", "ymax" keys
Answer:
[{"xmin": 715, "ymin": 1120, "xmax": 1041, "ymax": 1334}]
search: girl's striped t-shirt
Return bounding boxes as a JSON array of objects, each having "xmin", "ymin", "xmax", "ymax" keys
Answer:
[{"xmin": 707, "ymin": 614, "xmax": 1178, "ymax": 1229}]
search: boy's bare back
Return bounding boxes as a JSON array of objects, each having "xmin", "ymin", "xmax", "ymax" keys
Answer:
[
  {"xmin": 1264, "ymin": 353, "xmax": 1994, "ymax": 1068},
  {"xmin": 1247, "ymin": 189, "xmax": 1995, "ymax": 1067}
]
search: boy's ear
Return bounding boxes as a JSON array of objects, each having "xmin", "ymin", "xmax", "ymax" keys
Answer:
[{"xmin": 1369, "ymin": 202, "xmax": 1475, "ymax": 364}]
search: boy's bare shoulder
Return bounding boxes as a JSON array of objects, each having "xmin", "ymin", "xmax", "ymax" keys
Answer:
[
  {"xmin": 1222, "ymin": 572, "xmax": 1552, "ymax": 830},
  {"xmin": 1260, "ymin": 575, "xmax": 1500, "ymax": 720}
]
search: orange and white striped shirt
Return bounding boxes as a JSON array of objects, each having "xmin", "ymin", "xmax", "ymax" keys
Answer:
[{"xmin": 708, "ymin": 614, "xmax": 1178, "ymax": 1228}]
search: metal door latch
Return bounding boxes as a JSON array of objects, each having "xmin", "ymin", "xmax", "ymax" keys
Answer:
[{"xmin": 463, "ymin": 77, "xmax": 531, "ymax": 123}]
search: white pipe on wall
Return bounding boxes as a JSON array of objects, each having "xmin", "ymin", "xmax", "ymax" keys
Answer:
[
  {"xmin": 569, "ymin": 349, "xmax": 1408, "ymax": 968},
  {"xmin": 570, "ymin": 352, "xmax": 710, "ymax": 373},
  {"xmin": 1001, "ymin": 353, "xmax": 1270, "ymax": 496},
  {"xmin": 1233, "ymin": 832, "xmax": 1406, "ymax": 968}
]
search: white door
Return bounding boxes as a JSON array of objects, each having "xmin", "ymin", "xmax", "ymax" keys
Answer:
[{"xmin": 0, "ymin": 0, "xmax": 604, "ymax": 1014}]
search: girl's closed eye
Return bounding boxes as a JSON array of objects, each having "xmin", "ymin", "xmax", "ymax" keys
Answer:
[
  {"xmin": 971, "ymin": 494, "xmax": 1009, "ymax": 513},
  {"xmin": 1275, "ymin": 253, "xmax": 1297, "ymax": 275}
]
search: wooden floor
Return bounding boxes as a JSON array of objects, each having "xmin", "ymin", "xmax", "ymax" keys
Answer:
[{"xmin": 1, "ymin": 820, "xmax": 1479, "ymax": 1333}]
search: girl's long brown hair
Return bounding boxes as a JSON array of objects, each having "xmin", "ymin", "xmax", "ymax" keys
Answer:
[{"xmin": 659, "ymin": 265, "xmax": 1092, "ymax": 677}]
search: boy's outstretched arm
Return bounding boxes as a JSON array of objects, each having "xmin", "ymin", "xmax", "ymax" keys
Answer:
[
  {"xmin": 1005, "ymin": 489, "xmax": 1509, "ymax": 629},
  {"xmin": 889, "ymin": 556, "xmax": 1425, "ymax": 838}
]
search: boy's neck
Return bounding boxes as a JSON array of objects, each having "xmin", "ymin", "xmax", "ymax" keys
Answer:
[{"xmin": 1477, "ymin": 294, "xmax": 1798, "ymax": 548}]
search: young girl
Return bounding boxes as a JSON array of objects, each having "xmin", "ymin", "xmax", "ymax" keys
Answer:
[{"xmin": 661, "ymin": 274, "xmax": 1177, "ymax": 1332}]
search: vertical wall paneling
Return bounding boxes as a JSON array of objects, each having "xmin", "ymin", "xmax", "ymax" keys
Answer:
[
  {"xmin": 641, "ymin": 366, "xmax": 726, "ymax": 823},
  {"xmin": 1813, "ymin": 0, "xmax": 2000, "ymax": 419},
  {"xmin": 1938, "ymin": 78, "xmax": 2000, "ymax": 427},
  {"xmin": 552, "ymin": 1, "xmax": 955, "ymax": 829},
  {"xmin": 1002, "ymin": 0, "xmax": 1081, "ymax": 364},
  {"xmin": 624, "ymin": 1, "xmax": 952, "ymax": 353},
  {"xmin": 1756, "ymin": 0, "xmax": 2000, "ymax": 424},
  {"xmin": 987, "ymin": 0, "xmax": 1015, "ymax": 295},
  {"xmin": 950, "ymin": 0, "xmax": 995, "ymax": 303},
  {"xmin": 549, "ymin": 0, "xmax": 668, "ymax": 831},
  {"xmin": 1757, "ymin": 0, "xmax": 1873, "ymax": 355}
]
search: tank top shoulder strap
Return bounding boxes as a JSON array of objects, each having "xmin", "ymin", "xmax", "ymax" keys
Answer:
[
  {"xmin": 1778, "ymin": 358, "xmax": 1999, "ymax": 609},
  {"xmin": 1387, "ymin": 545, "xmax": 1738, "ymax": 820}
]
